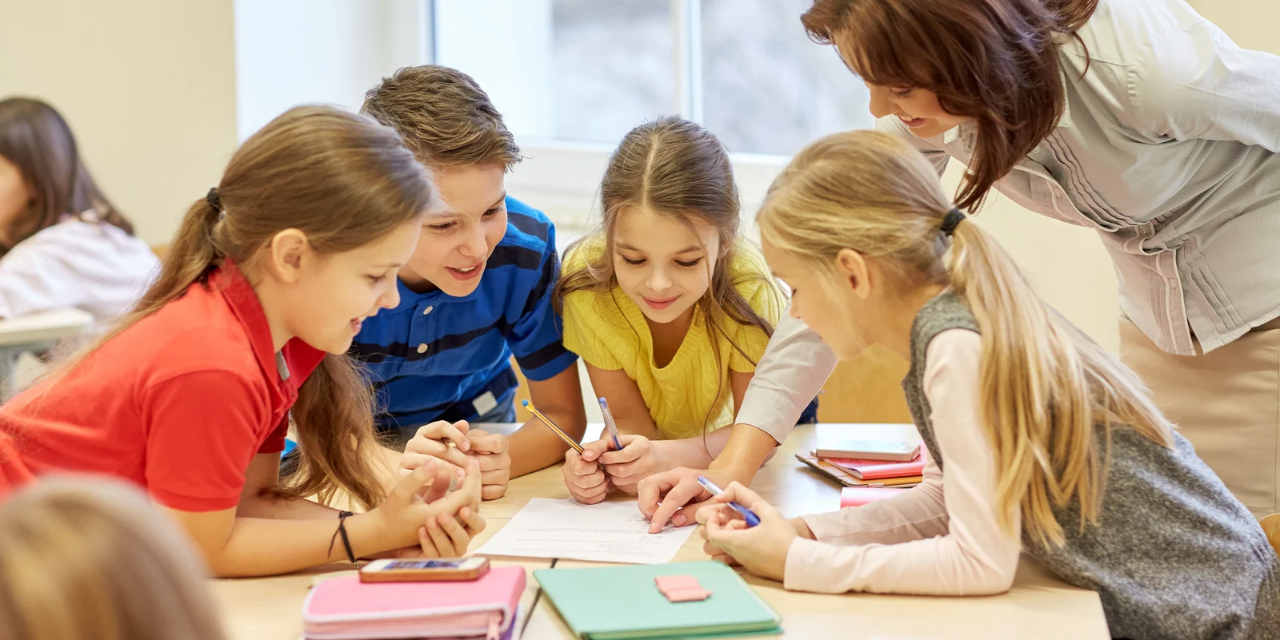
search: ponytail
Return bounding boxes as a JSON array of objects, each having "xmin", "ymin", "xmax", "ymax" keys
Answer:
[
  {"xmin": 131, "ymin": 199, "xmax": 224, "ymax": 316},
  {"xmin": 758, "ymin": 129, "xmax": 1173, "ymax": 546},
  {"xmin": 39, "ymin": 106, "xmax": 435, "ymax": 511},
  {"xmin": 44, "ymin": 197, "xmax": 225, "ymax": 382},
  {"xmin": 947, "ymin": 221, "xmax": 1170, "ymax": 544}
]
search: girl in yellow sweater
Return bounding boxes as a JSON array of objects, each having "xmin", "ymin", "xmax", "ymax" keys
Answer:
[{"xmin": 556, "ymin": 117, "xmax": 783, "ymax": 505}]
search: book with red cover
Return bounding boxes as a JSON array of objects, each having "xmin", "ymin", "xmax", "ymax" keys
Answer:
[
  {"xmin": 840, "ymin": 486, "xmax": 911, "ymax": 507},
  {"xmin": 824, "ymin": 449, "xmax": 927, "ymax": 480}
]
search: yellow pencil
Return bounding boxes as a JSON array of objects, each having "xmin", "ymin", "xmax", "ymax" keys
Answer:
[{"xmin": 522, "ymin": 399, "xmax": 584, "ymax": 453}]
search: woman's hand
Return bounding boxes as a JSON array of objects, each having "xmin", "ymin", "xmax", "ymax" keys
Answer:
[
  {"xmin": 695, "ymin": 481, "xmax": 797, "ymax": 582},
  {"xmin": 637, "ymin": 467, "xmax": 720, "ymax": 532}
]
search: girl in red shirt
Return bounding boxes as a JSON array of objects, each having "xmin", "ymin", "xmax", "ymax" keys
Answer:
[{"xmin": 0, "ymin": 106, "xmax": 483, "ymax": 577}]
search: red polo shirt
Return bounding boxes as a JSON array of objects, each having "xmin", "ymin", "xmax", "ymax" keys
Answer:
[{"xmin": 0, "ymin": 262, "xmax": 325, "ymax": 511}]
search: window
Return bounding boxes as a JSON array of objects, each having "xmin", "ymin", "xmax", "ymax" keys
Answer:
[
  {"xmin": 431, "ymin": 0, "xmax": 873, "ymax": 228},
  {"xmin": 700, "ymin": 0, "xmax": 872, "ymax": 156},
  {"xmin": 432, "ymin": 0, "xmax": 872, "ymax": 155}
]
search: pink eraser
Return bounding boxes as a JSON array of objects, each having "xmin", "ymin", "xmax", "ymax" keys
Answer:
[{"xmin": 664, "ymin": 588, "xmax": 712, "ymax": 602}]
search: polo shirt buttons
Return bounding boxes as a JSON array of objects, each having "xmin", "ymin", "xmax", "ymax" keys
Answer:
[
  {"xmin": 417, "ymin": 343, "xmax": 429, "ymax": 354},
  {"xmin": 423, "ymin": 306, "xmax": 433, "ymax": 315}
]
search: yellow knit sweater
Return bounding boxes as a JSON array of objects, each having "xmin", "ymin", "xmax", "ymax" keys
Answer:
[{"xmin": 561, "ymin": 239, "xmax": 783, "ymax": 439}]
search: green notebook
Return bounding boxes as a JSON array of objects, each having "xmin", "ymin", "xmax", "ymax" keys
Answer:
[{"xmin": 533, "ymin": 561, "xmax": 782, "ymax": 640}]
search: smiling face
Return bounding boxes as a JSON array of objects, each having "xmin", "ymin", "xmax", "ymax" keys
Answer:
[
  {"xmin": 865, "ymin": 83, "xmax": 965, "ymax": 139},
  {"xmin": 399, "ymin": 163, "xmax": 508, "ymax": 297},
  {"xmin": 277, "ymin": 219, "xmax": 422, "ymax": 354},
  {"xmin": 611, "ymin": 206, "xmax": 721, "ymax": 325}
]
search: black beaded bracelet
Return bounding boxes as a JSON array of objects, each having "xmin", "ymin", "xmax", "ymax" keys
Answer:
[{"xmin": 327, "ymin": 510, "xmax": 357, "ymax": 564}]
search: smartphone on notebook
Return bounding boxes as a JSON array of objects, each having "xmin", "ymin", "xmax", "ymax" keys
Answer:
[
  {"xmin": 814, "ymin": 440, "xmax": 921, "ymax": 462},
  {"xmin": 359, "ymin": 557, "xmax": 490, "ymax": 583}
]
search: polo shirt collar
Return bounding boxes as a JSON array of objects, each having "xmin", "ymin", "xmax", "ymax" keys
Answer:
[{"xmin": 211, "ymin": 259, "xmax": 325, "ymax": 395}]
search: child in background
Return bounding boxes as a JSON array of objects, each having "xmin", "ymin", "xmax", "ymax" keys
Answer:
[
  {"xmin": 0, "ymin": 98, "xmax": 158, "ymax": 327},
  {"xmin": 698, "ymin": 130, "xmax": 1279, "ymax": 640},
  {"xmin": 0, "ymin": 477, "xmax": 228, "ymax": 640},
  {"xmin": 359, "ymin": 66, "xmax": 586, "ymax": 500},
  {"xmin": 0, "ymin": 106, "xmax": 483, "ymax": 577},
  {"xmin": 557, "ymin": 117, "xmax": 789, "ymax": 508}
]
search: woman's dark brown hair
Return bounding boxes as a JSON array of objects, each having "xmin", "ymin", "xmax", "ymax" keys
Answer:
[
  {"xmin": 555, "ymin": 116, "xmax": 779, "ymax": 431},
  {"xmin": 49, "ymin": 106, "xmax": 435, "ymax": 509},
  {"xmin": 0, "ymin": 98, "xmax": 135, "ymax": 251},
  {"xmin": 802, "ymin": 0, "xmax": 1099, "ymax": 211}
]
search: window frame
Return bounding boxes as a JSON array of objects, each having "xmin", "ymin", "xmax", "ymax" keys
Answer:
[{"xmin": 423, "ymin": 0, "xmax": 792, "ymax": 230}]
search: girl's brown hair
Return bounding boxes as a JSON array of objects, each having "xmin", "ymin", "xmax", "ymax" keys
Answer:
[
  {"xmin": 555, "ymin": 116, "xmax": 778, "ymax": 428},
  {"xmin": 53, "ymin": 106, "xmax": 435, "ymax": 509},
  {"xmin": 0, "ymin": 477, "xmax": 227, "ymax": 640},
  {"xmin": 0, "ymin": 97, "xmax": 135, "ymax": 252},
  {"xmin": 758, "ymin": 130, "xmax": 1172, "ymax": 545},
  {"xmin": 801, "ymin": 0, "xmax": 1099, "ymax": 212}
]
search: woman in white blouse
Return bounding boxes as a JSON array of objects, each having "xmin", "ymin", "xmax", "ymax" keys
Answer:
[
  {"xmin": 640, "ymin": 0, "xmax": 1280, "ymax": 527},
  {"xmin": 0, "ymin": 98, "xmax": 158, "ymax": 328}
]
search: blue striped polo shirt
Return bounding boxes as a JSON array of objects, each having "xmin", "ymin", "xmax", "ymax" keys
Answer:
[{"xmin": 351, "ymin": 197, "xmax": 577, "ymax": 430}]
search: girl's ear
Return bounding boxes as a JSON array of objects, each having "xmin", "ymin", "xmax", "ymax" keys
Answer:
[
  {"xmin": 835, "ymin": 248, "xmax": 872, "ymax": 300},
  {"xmin": 264, "ymin": 228, "xmax": 311, "ymax": 283}
]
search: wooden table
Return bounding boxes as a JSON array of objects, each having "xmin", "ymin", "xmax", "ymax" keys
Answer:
[{"xmin": 215, "ymin": 423, "xmax": 1109, "ymax": 639}]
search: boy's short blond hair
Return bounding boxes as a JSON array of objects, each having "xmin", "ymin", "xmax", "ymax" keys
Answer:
[{"xmin": 362, "ymin": 65, "xmax": 522, "ymax": 171}]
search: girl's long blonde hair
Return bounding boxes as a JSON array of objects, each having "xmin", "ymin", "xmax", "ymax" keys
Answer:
[
  {"xmin": 555, "ymin": 116, "xmax": 779, "ymax": 431},
  {"xmin": 0, "ymin": 478, "xmax": 227, "ymax": 640},
  {"xmin": 758, "ymin": 130, "xmax": 1172, "ymax": 545},
  {"xmin": 41, "ymin": 106, "xmax": 435, "ymax": 510}
]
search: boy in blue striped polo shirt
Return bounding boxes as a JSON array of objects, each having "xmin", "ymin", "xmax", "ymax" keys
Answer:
[{"xmin": 357, "ymin": 65, "xmax": 587, "ymax": 499}]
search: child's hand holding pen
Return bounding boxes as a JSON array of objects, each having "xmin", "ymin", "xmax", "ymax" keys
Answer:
[
  {"xmin": 562, "ymin": 433, "xmax": 668, "ymax": 502},
  {"xmin": 562, "ymin": 439, "xmax": 613, "ymax": 504},
  {"xmin": 590, "ymin": 396, "xmax": 666, "ymax": 495},
  {"xmin": 594, "ymin": 435, "xmax": 663, "ymax": 495}
]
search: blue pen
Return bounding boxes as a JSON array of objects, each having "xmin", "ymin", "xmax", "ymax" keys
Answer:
[
  {"xmin": 597, "ymin": 397, "xmax": 623, "ymax": 450},
  {"xmin": 696, "ymin": 476, "xmax": 761, "ymax": 528}
]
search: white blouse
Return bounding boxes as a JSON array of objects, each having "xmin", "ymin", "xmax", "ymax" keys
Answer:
[{"xmin": 0, "ymin": 218, "xmax": 159, "ymax": 328}]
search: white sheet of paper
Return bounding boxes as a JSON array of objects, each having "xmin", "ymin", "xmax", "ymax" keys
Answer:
[{"xmin": 475, "ymin": 497, "xmax": 696, "ymax": 564}]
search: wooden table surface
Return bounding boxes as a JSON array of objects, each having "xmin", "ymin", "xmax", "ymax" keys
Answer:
[{"xmin": 214, "ymin": 423, "xmax": 1109, "ymax": 639}]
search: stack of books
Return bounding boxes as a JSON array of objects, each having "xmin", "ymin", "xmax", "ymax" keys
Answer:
[{"xmin": 796, "ymin": 445, "xmax": 927, "ymax": 507}]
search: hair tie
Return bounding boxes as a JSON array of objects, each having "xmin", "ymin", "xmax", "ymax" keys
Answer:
[
  {"xmin": 940, "ymin": 207, "xmax": 966, "ymax": 237},
  {"xmin": 206, "ymin": 187, "xmax": 222, "ymax": 212}
]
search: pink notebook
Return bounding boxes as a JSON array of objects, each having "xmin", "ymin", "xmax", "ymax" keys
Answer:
[
  {"xmin": 840, "ymin": 486, "xmax": 910, "ymax": 507},
  {"xmin": 302, "ymin": 566, "xmax": 525, "ymax": 640},
  {"xmin": 825, "ymin": 449, "xmax": 927, "ymax": 480}
]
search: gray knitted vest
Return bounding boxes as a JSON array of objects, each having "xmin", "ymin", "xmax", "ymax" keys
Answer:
[{"xmin": 902, "ymin": 291, "xmax": 1280, "ymax": 640}]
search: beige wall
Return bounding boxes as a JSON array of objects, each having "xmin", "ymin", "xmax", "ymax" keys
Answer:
[
  {"xmin": 0, "ymin": 0, "xmax": 239, "ymax": 246},
  {"xmin": 1186, "ymin": 0, "xmax": 1280, "ymax": 55}
]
